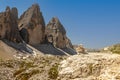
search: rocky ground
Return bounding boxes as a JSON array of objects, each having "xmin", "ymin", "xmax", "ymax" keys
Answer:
[
  {"xmin": 0, "ymin": 52, "xmax": 120, "ymax": 80},
  {"xmin": 0, "ymin": 54, "xmax": 66, "ymax": 80},
  {"xmin": 1, "ymin": 3, "xmax": 120, "ymax": 80},
  {"xmin": 59, "ymin": 53, "xmax": 120, "ymax": 80}
]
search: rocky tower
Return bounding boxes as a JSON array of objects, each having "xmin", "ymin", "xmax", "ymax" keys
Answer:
[
  {"xmin": 46, "ymin": 17, "xmax": 73, "ymax": 49},
  {"xmin": 11, "ymin": 7, "xmax": 18, "ymax": 20},
  {"xmin": 0, "ymin": 6, "xmax": 22, "ymax": 43},
  {"xmin": 19, "ymin": 4, "xmax": 45, "ymax": 45}
]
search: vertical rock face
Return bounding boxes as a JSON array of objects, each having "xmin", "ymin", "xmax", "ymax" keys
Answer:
[
  {"xmin": 0, "ymin": 6, "xmax": 22, "ymax": 43},
  {"xmin": 19, "ymin": 4, "xmax": 45, "ymax": 45},
  {"xmin": 0, "ymin": 4, "xmax": 76, "ymax": 55},
  {"xmin": 66, "ymin": 38, "xmax": 73, "ymax": 48},
  {"xmin": 46, "ymin": 17, "xmax": 73, "ymax": 49},
  {"xmin": 11, "ymin": 7, "xmax": 18, "ymax": 20}
]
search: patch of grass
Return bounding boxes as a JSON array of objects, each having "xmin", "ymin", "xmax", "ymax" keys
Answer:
[
  {"xmin": 13, "ymin": 68, "xmax": 26, "ymax": 77},
  {"xmin": 4, "ymin": 62, "xmax": 14, "ymax": 68},
  {"xmin": 0, "ymin": 58, "xmax": 3, "ymax": 62},
  {"xmin": 0, "ymin": 60, "xmax": 14, "ymax": 68},
  {"xmin": 29, "ymin": 69, "xmax": 40, "ymax": 76},
  {"xmin": 14, "ymin": 60, "xmax": 40, "ymax": 80},
  {"xmin": 19, "ymin": 61, "xmax": 35, "ymax": 69},
  {"xmin": 48, "ymin": 64, "xmax": 58, "ymax": 79},
  {"xmin": 15, "ymin": 73, "xmax": 29, "ymax": 80},
  {"xmin": 15, "ymin": 69, "xmax": 40, "ymax": 80},
  {"xmin": 88, "ymin": 63, "xmax": 93, "ymax": 75}
]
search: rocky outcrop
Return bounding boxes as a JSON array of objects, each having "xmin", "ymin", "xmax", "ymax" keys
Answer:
[
  {"xmin": 19, "ymin": 4, "xmax": 45, "ymax": 45},
  {"xmin": 0, "ymin": 4, "xmax": 76, "ymax": 55},
  {"xmin": 59, "ymin": 53, "xmax": 120, "ymax": 80},
  {"xmin": 11, "ymin": 7, "xmax": 18, "ymax": 20},
  {"xmin": 75, "ymin": 45, "xmax": 86, "ymax": 54},
  {"xmin": 0, "ymin": 7, "xmax": 34, "ymax": 54},
  {"xmin": 45, "ymin": 17, "xmax": 76, "ymax": 55},
  {"xmin": 46, "ymin": 17, "xmax": 73, "ymax": 49},
  {"xmin": 0, "ymin": 6, "xmax": 22, "ymax": 43}
]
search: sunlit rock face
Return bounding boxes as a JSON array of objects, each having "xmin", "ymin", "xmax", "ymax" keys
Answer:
[
  {"xmin": 19, "ymin": 4, "xmax": 45, "ymax": 45},
  {"xmin": 0, "ymin": 6, "xmax": 22, "ymax": 43},
  {"xmin": 46, "ymin": 17, "xmax": 73, "ymax": 49},
  {"xmin": 75, "ymin": 45, "xmax": 86, "ymax": 54}
]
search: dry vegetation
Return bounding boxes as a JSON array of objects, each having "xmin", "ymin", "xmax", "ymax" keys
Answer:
[
  {"xmin": 1, "ymin": 52, "xmax": 120, "ymax": 80},
  {"xmin": 0, "ymin": 54, "xmax": 66, "ymax": 80},
  {"xmin": 109, "ymin": 44, "xmax": 120, "ymax": 54}
]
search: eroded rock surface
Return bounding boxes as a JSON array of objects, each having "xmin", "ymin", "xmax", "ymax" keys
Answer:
[
  {"xmin": 1, "ymin": 53, "xmax": 120, "ymax": 80},
  {"xmin": 45, "ymin": 17, "xmax": 76, "ymax": 55},
  {"xmin": 19, "ymin": 4, "xmax": 45, "ymax": 45},
  {"xmin": 75, "ymin": 45, "xmax": 86, "ymax": 54},
  {"xmin": 46, "ymin": 17, "xmax": 73, "ymax": 49},
  {"xmin": 59, "ymin": 53, "xmax": 120, "ymax": 80},
  {"xmin": 0, "ymin": 6, "xmax": 22, "ymax": 43}
]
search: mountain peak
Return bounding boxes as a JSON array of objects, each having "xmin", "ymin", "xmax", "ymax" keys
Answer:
[
  {"xmin": 0, "ymin": 6, "xmax": 22, "ymax": 43},
  {"xmin": 48, "ymin": 17, "xmax": 66, "ymax": 35},
  {"xmin": 19, "ymin": 4, "xmax": 45, "ymax": 45}
]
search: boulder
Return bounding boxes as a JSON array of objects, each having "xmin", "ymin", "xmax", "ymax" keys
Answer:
[
  {"xmin": 0, "ymin": 6, "xmax": 22, "ymax": 43},
  {"xmin": 75, "ymin": 45, "xmax": 86, "ymax": 54},
  {"xmin": 19, "ymin": 4, "xmax": 45, "ymax": 45}
]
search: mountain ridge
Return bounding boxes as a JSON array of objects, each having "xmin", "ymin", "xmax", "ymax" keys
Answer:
[{"xmin": 0, "ymin": 3, "xmax": 76, "ymax": 60}]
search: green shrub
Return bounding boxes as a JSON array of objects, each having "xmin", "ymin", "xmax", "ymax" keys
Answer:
[
  {"xmin": 48, "ymin": 65, "xmax": 58, "ymax": 79},
  {"xmin": 19, "ymin": 61, "xmax": 35, "ymax": 68}
]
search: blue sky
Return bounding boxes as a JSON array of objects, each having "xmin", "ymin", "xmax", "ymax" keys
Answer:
[{"xmin": 0, "ymin": 0, "xmax": 120, "ymax": 49}]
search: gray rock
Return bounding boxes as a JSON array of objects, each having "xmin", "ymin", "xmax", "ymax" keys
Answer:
[
  {"xmin": 19, "ymin": 4, "xmax": 45, "ymax": 45},
  {"xmin": 11, "ymin": 7, "xmax": 18, "ymax": 20},
  {"xmin": 46, "ymin": 17, "xmax": 76, "ymax": 55},
  {"xmin": 46, "ymin": 17, "xmax": 72, "ymax": 48},
  {"xmin": 0, "ymin": 6, "xmax": 22, "ymax": 43}
]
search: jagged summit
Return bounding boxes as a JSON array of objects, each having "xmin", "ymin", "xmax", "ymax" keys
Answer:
[
  {"xmin": 47, "ymin": 17, "xmax": 66, "ymax": 35},
  {"xmin": 11, "ymin": 7, "xmax": 18, "ymax": 20},
  {"xmin": 0, "ymin": 4, "xmax": 76, "ymax": 57},
  {"xmin": 45, "ymin": 17, "xmax": 76, "ymax": 55},
  {"xmin": 19, "ymin": 4, "xmax": 45, "ymax": 45},
  {"xmin": 18, "ymin": 4, "xmax": 76, "ymax": 55},
  {"xmin": 19, "ymin": 4, "xmax": 45, "ymax": 27},
  {"xmin": 0, "ymin": 6, "xmax": 22, "ymax": 43}
]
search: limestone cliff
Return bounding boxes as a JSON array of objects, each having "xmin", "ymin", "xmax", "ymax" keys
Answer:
[
  {"xmin": 46, "ymin": 17, "xmax": 73, "ymax": 49},
  {"xmin": 0, "ymin": 4, "xmax": 76, "ymax": 55},
  {"xmin": 19, "ymin": 4, "xmax": 45, "ymax": 45},
  {"xmin": 0, "ymin": 6, "xmax": 22, "ymax": 43}
]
